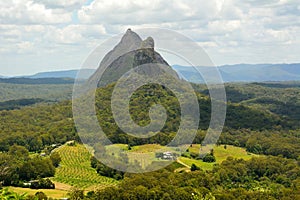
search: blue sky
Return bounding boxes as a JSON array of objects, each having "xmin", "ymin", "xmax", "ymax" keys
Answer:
[{"xmin": 0, "ymin": 0, "xmax": 300, "ymax": 76}]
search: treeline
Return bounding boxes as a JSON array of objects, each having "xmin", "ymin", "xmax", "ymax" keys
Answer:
[
  {"xmin": 91, "ymin": 156, "xmax": 125, "ymax": 180},
  {"xmin": 219, "ymin": 129, "xmax": 300, "ymax": 159},
  {"xmin": 0, "ymin": 145, "xmax": 60, "ymax": 188},
  {"xmin": 0, "ymin": 98, "xmax": 44, "ymax": 111}
]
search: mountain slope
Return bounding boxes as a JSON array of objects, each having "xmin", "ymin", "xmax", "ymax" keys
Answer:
[{"xmin": 89, "ymin": 29, "xmax": 179, "ymax": 87}]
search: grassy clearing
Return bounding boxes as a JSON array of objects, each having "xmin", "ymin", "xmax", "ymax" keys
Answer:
[
  {"xmin": 130, "ymin": 144, "xmax": 163, "ymax": 152},
  {"xmin": 52, "ymin": 144, "xmax": 117, "ymax": 190},
  {"xmin": 179, "ymin": 144, "xmax": 258, "ymax": 171},
  {"xmin": 7, "ymin": 187, "xmax": 68, "ymax": 199},
  {"xmin": 178, "ymin": 157, "xmax": 214, "ymax": 171},
  {"xmin": 105, "ymin": 144, "xmax": 173, "ymax": 169}
]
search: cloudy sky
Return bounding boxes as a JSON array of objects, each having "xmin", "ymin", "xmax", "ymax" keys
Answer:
[{"xmin": 1, "ymin": 0, "xmax": 300, "ymax": 76}]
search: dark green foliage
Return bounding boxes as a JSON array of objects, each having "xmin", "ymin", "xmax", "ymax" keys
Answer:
[
  {"xmin": 34, "ymin": 191, "xmax": 48, "ymax": 200},
  {"xmin": 0, "ymin": 153, "xmax": 19, "ymax": 186},
  {"xmin": 30, "ymin": 178, "xmax": 55, "ymax": 189},
  {"xmin": 90, "ymin": 156, "xmax": 124, "ymax": 180},
  {"xmin": 0, "ymin": 147, "xmax": 56, "ymax": 186},
  {"xmin": 191, "ymin": 163, "xmax": 200, "ymax": 171},
  {"xmin": 95, "ymin": 83, "xmax": 181, "ymax": 145},
  {"xmin": 50, "ymin": 152, "xmax": 61, "ymax": 167},
  {"xmin": 202, "ymin": 86, "xmax": 255, "ymax": 103},
  {"xmin": 202, "ymin": 154, "xmax": 216, "ymax": 163},
  {"xmin": 19, "ymin": 157, "xmax": 55, "ymax": 181},
  {"xmin": 0, "ymin": 101, "xmax": 77, "ymax": 152},
  {"xmin": 8, "ymin": 145, "xmax": 29, "ymax": 160},
  {"xmin": 68, "ymin": 188, "xmax": 84, "ymax": 200},
  {"xmin": 0, "ymin": 98, "xmax": 44, "ymax": 111}
]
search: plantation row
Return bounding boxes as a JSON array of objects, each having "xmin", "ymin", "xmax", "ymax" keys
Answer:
[{"xmin": 52, "ymin": 144, "xmax": 117, "ymax": 189}]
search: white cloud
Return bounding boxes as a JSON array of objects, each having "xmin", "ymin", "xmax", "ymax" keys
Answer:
[
  {"xmin": 33, "ymin": 0, "xmax": 86, "ymax": 10},
  {"xmin": 0, "ymin": 0, "xmax": 72, "ymax": 25},
  {"xmin": 78, "ymin": 0, "xmax": 225, "ymax": 25},
  {"xmin": 46, "ymin": 24, "xmax": 107, "ymax": 45}
]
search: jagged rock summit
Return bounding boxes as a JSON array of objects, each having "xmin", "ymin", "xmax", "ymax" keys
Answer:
[{"xmin": 89, "ymin": 29, "xmax": 179, "ymax": 87}]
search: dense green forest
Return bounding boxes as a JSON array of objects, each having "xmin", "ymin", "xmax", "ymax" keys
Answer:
[
  {"xmin": 1, "ymin": 82, "xmax": 298, "ymax": 152},
  {"xmin": 0, "ymin": 98, "xmax": 44, "ymax": 111},
  {"xmin": 0, "ymin": 101, "xmax": 77, "ymax": 152},
  {"xmin": 0, "ymin": 83, "xmax": 72, "ymax": 102}
]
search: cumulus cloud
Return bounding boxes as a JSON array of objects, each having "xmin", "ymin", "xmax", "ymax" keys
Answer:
[
  {"xmin": 0, "ymin": 0, "xmax": 72, "ymax": 24},
  {"xmin": 0, "ymin": 0, "xmax": 300, "ymax": 75},
  {"xmin": 78, "ymin": 0, "xmax": 225, "ymax": 25},
  {"xmin": 33, "ymin": 0, "xmax": 86, "ymax": 10}
]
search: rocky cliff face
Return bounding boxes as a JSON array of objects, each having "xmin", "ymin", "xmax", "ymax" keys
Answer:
[{"xmin": 89, "ymin": 29, "xmax": 179, "ymax": 87}]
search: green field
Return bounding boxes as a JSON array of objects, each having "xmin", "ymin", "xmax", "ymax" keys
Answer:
[
  {"xmin": 179, "ymin": 144, "xmax": 258, "ymax": 171},
  {"xmin": 105, "ymin": 143, "xmax": 257, "ymax": 171},
  {"xmin": 105, "ymin": 144, "xmax": 178, "ymax": 169},
  {"xmin": 52, "ymin": 144, "xmax": 117, "ymax": 190}
]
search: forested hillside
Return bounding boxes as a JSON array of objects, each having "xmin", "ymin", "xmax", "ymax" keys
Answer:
[
  {"xmin": 0, "ymin": 83, "xmax": 73, "ymax": 102},
  {"xmin": 1, "ymin": 82, "xmax": 298, "ymax": 153},
  {"xmin": 0, "ymin": 81, "xmax": 300, "ymax": 199}
]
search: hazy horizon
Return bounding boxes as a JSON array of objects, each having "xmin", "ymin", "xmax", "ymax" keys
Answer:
[{"xmin": 2, "ymin": 62, "xmax": 300, "ymax": 78}]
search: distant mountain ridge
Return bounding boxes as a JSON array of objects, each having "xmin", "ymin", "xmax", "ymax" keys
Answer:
[
  {"xmin": 173, "ymin": 63, "xmax": 300, "ymax": 83},
  {"xmin": 26, "ymin": 69, "xmax": 95, "ymax": 79},
  {"xmin": 0, "ymin": 77, "xmax": 75, "ymax": 85}
]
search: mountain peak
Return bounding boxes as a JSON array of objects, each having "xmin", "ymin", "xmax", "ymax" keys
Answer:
[
  {"xmin": 141, "ymin": 37, "xmax": 154, "ymax": 49},
  {"xmin": 90, "ymin": 29, "xmax": 179, "ymax": 87},
  {"xmin": 120, "ymin": 28, "xmax": 142, "ymax": 47}
]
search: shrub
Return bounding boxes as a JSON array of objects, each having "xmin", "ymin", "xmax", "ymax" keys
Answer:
[
  {"xmin": 191, "ymin": 164, "xmax": 200, "ymax": 171},
  {"xmin": 202, "ymin": 154, "xmax": 216, "ymax": 163}
]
